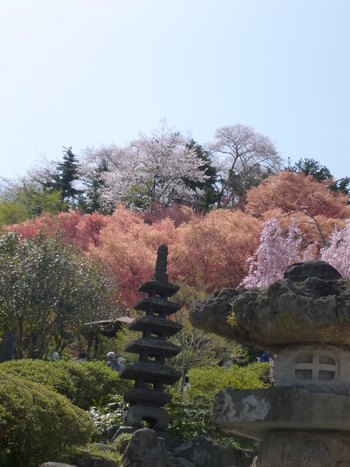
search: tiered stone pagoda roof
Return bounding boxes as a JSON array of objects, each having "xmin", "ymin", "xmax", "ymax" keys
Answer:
[{"xmin": 119, "ymin": 244, "xmax": 182, "ymax": 431}]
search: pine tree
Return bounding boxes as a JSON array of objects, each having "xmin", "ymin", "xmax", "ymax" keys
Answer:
[{"xmin": 53, "ymin": 147, "xmax": 82, "ymax": 206}]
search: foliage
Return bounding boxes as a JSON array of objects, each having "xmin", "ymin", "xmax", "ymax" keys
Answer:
[
  {"xmin": 171, "ymin": 209, "xmax": 262, "ymax": 293},
  {"xmin": 0, "ymin": 231, "xmax": 119, "ymax": 358},
  {"xmin": 80, "ymin": 120, "xmax": 209, "ymax": 211},
  {"xmin": 44, "ymin": 147, "xmax": 83, "ymax": 207},
  {"xmin": 246, "ymin": 171, "xmax": 349, "ymax": 221},
  {"xmin": 242, "ymin": 218, "xmax": 315, "ymax": 288},
  {"xmin": 0, "ymin": 373, "xmax": 96, "ymax": 467},
  {"xmin": 208, "ymin": 124, "xmax": 283, "ymax": 207},
  {"xmin": 167, "ymin": 363, "xmax": 270, "ymax": 445},
  {"xmin": 0, "ymin": 359, "xmax": 132, "ymax": 410},
  {"xmin": 0, "ymin": 177, "xmax": 66, "ymax": 228},
  {"xmin": 89, "ymin": 394, "xmax": 128, "ymax": 436},
  {"xmin": 320, "ymin": 219, "xmax": 350, "ymax": 277},
  {"xmin": 7, "ymin": 210, "xmax": 110, "ymax": 251},
  {"xmin": 291, "ymin": 157, "xmax": 333, "ymax": 182}
]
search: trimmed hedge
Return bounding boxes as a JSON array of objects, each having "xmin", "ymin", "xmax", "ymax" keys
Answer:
[
  {"xmin": 0, "ymin": 373, "xmax": 96, "ymax": 467},
  {"xmin": 0, "ymin": 359, "xmax": 132, "ymax": 410}
]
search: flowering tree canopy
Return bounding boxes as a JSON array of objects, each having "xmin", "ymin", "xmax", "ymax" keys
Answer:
[
  {"xmin": 241, "ymin": 218, "xmax": 315, "ymax": 288},
  {"xmin": 80, "ymin": 120, "xmax": 208, "ymax": 211},
  {"xmin": 208, "ymin": 124, "xmax": 284, "ymax": 207},
  {"xmin": 0, "ymin": 232, "xmax": 119, "ymax": 359}
]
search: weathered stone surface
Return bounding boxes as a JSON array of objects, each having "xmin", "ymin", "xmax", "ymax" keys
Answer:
[
  {"xmin": 235, "ymin": 449, "xmax": 258, "ymax": 467},
  {"xmin": 189, "ymin": 288, "xmax": 246, "ymax": 340},
  {"xmin": 75, "ymin": 455, "xmax": 118, "ymax": 467},
  {"xmin": 283, "ymin": 260, "xmax": 342, "ymax": 282},
  {"xmin": 157, "ymin": 431, "xmax": 184, "ymax": 451},
  {"xmin": 190, "ymin": 261, "xmax": 350, "ymax": 351},
  {"xmin": 214, "ymin": 386, "xmax": 350, "ymax": 441},
  {"xmin": 255, "ymin": 431, "xmax": 350, "ymax": 467},
  {"xmin": 120, "ymin": 428, "xmax": 167, "ymax": 467},
  {"xmin": 274, "ymin": 343, "xmax": 350, "ymax": 394},
  {"xmin": 166, "ymin": 457, "xmax": 195, "ymax": 467},
  {"xmin": 40, "ymin": 463, "xmax": 77, "ymax": 467},
  {"xmin": 172, "ymin": 435, "xmax": 236, "ymax": 467},
  {"xmin": 123, "ymin": 405, "xmax": 169, "ymax": 431}
]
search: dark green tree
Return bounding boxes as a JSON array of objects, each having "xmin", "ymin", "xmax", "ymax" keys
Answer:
[
  {"xmin": 292, "ymin": 158, "xmax": 332, "ymax": 181},
  {"xmin": 79, "ymin": 157, "xmax": 111, "ymax": 214},
  {"xmin": 52, "ymin": 147, "xmax": 82, "ymax": 206},
  {"xmin": 181, "ymin": 140, "xmax": 220, "ymax": 211}
]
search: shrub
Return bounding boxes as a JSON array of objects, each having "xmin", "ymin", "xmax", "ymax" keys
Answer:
[
  {"xmin": 0, "ymin": 373, "xmax": 96, "ymax": 467},
  {"xmin": 0, "ymin": 359, "xmax": 132, "ymax": 410},
  {"xmin": 167, "ymin": 363, "xmax": 270, "ymax": 445}
]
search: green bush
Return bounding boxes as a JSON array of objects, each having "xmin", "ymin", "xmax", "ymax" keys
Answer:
[
  {"xmin": 167, "ymin": 363, "xmax": 270, "ymax": 445},
  {"xmin": 0, "ymin": 359, "xmax": 132, "ymax": 410},
  {"xmin": 0, "ymin": 373, "xmax": 96, "ymax": 467}
]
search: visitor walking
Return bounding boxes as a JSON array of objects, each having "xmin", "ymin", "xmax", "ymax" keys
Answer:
[{"xmin": 106, "ymin": 351, "xmax": 121, "ymax": 372}]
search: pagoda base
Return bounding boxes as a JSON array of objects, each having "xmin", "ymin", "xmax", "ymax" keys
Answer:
[
  {"xmin": 213, "ymin": 386, "xmax": 350, "ymax": 441},
  {"xmin": 123, "ymin": 405, "xmax": 169, "ymax": 431}
]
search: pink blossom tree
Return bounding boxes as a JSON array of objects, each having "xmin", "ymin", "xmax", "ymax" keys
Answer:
[
  {"xmin": 320, "ymin": 219, "xmax": 350, "ymax": 277},
  {"xmin": 241, "ymin": 218, "xmax": 315, "ymax": 288}
]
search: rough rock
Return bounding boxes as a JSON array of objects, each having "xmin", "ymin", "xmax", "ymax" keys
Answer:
[
  {"xmin": 166, "ymin": 457, "xmax": 196, "ymax": 467},
  {"xmin": 255, "ymin": 431, "xmax": 350, "ymax": 466},
  {"xmin": 74, "ymin": 455, "xmax": 118, "ymax": 467},
  {"xmin": 120, "ymin": 428, "xmax": 168, "ymax": 467},
  {"xmin": 157, "ymin": 431, "xmax": 184, "ymax": 451},
  {"xmin": 213, "ymin": 386, "xmax": 350, "ymax": 441},
  {"xmin": 283, "ymin": 260, "xmax": 342, "ymax": 282},
  {"xmin": 40, "ymin": 463, "xmax": 77, "ymax": 467},
  {"xmin": 172, "ymin": 435, "xmax": 236, "ymax": 467},
  {"xmin": 190, "ymin": 261, "xmax": 350, "ymax": 351},
  {"xmin": 235, "ymin": 450, "xmax": 258, "ymax": 467}
]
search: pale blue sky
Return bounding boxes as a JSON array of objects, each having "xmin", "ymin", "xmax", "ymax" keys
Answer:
[{"xmin": 1, "ymin": 0, "xmax": 349, "ymax": 180}]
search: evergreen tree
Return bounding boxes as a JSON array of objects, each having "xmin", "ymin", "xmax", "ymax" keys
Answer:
[
  {"xmin": 181, "ymin": 141, "xmax": 220, "ymax": 211},
  {"xmin": 53, "ymin": 147, "xmax": 82, "ymax": 205}
]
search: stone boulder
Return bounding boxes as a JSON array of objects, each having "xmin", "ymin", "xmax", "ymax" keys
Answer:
[
  {"xmin": 120, "ymin": 428, "xmax": 168, "ymax": 467},
  {"xmin": 172, "ymin": 435, "xmax": 236, "ymax": 467},
  {"xmin": 40, "ymin": 463, "xmax": 77, "ymax": 467},
  {"xmin": 255, "ymin": 431, "xmax": 350, "ymax": 467},
  {"xmin": 74, "ymin": 455, "xmax": 118, "ymax": 467},
  {"xmin": 190, "ymin": 261, "xmax": 350, "ymax": 351},
  {"xmin": 166, "ymin": 457, "xmax": 195, "ymax": 467}
]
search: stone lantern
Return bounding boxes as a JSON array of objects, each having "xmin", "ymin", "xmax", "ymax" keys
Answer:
[
  {"xmin": 190, "ymin": 260, "xmax": 350, "ymax": 466},
  {"xmin": 119, "ymin": 245, "xmax": 182, "ymax": 432}
]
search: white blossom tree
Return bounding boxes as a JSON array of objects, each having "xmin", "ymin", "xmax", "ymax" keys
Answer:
[
  {"xmin": 80, "ymin": 120, "xmax": 208, "ymax": 211},
  {"xmin": 208, "ymin": 124, "xmax": 284, "ymax": 207}
]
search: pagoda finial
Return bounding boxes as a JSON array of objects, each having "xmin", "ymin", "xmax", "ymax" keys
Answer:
[{"xmin": 152, "ymin": 244, "xmax": 168, "ymax": 283}]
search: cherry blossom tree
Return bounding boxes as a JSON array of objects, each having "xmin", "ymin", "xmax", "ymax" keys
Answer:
[
  {"xmin": 208, "ymin": 124, "xmax": 284, "ymax": 207},
  {"xmin": 0, "ymin": 231, "xmax": 119, "ymax": 359},
  {"xmin": 242, "ymin": 218, "xmax": 315, "ymax": 288},
  {"xmin": 320, "ymin": 219, "xmax": 350, "ymax": 277},
  {"xmin": 80, "ymin": 120, "xmax": 208, "ymax": 211}
]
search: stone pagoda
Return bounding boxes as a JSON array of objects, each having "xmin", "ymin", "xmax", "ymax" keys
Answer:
[
  {"xmin": 190, "ymin": 260, "xmax": 350, "ymax": 466},
  {"xmin": 119, "ymin": 244, "xmax": 182, "ymax": 431}
]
